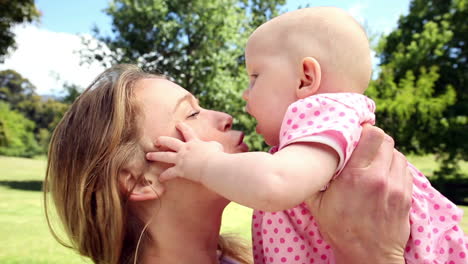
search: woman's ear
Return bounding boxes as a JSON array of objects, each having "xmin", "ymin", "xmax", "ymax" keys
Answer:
[
  {"xmin": 296, "ymin": 57, "xmax": 321, "ymax": 99},
  {"xmin": 119, "ymin": 169, "xmax": 165, "ymax": 202}
]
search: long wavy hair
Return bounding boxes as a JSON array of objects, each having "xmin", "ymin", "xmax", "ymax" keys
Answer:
[{"xmin": 44, "ymin": 64, "xmax": 252, "ymax": 264}]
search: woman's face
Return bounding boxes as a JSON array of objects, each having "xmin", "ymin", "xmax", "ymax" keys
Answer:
[{"xmin": 134, "ymin": 78, "xmax": 249, "ymax": 154}]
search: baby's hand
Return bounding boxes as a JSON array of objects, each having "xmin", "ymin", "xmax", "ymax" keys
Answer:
[{"xmin": 146, "ymin": 122, "xmax": 224, "ymax": 182}]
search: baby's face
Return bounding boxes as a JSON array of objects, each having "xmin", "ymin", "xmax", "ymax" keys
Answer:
[{"xmin": 243, "ymin": 35, "xmax": 300, "ymax": 146}]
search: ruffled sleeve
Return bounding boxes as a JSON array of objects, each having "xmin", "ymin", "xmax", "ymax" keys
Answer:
[{"xmin": 278, "ymin": 93, "xmax": 376, "ymax": 175}]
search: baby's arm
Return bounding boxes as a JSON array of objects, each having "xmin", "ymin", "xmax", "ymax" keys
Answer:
[{"xmin": 146, "ymin": 123, "xmax": 338, "ymax": 211}]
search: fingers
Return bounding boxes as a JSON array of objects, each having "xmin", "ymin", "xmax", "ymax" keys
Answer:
[
  {"xmin": 145, "ymin": 152, "xmax": 181, "ymax": 182},
  {"xmin": 146, "ymin": 152, "xmax": 177, "ymax": 164},
  {"xmin": 176, "ymin": 122, "xmax": 198, "ymax": 142},
  {"xmin": 348, "ymin": 125, "xmax": 385, "ymax": 168},
  {"xmin": 373, "ymin": 134, "xmax": 396, "ymax": 173},
  {"xmin": 389, "ymin": 150, "xmax": 409, "ymax": 188},
  {"xmin": 156, "ymin": 136, "xmax": 183, "ymax": 151},
  {"xmin": 389, "ymin": 149, "xmax": 413, "ymax": 211}
]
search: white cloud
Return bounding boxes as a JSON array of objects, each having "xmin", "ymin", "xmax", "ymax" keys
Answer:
[{"xmin": 0, "ymin": 24, "xmax": 106, "ymax": 95}]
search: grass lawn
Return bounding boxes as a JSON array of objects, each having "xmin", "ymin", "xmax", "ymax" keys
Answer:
[
  {"xmin": 1, "ymin": 155, "xmax": 467, "ymax": 263},
  {"xmin": 460, "ymin": 205, "xmax": 468, "ymax": 234}
]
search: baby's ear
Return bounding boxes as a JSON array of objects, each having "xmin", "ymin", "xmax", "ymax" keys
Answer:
[
  {"xmin": 119, "ymin": 168, "xmax": 165, "ymax": 202},
  {"xmin": 296, "ymin": 57, "xmax": 321, "ymax": 99}
]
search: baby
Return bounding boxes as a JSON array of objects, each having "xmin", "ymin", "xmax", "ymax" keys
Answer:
[{"xmin": 147, "ymin": 7, "xmax": 468, "ymax": 264}]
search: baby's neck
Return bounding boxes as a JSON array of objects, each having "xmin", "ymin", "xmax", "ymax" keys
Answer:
[{"xmin": 317, "ymin": 78, "xmax": 367, "ymax": 95}]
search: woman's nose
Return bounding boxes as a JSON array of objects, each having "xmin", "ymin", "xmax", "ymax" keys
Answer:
[{"xmin": 219, "ymin": 113, "xmax": 233, "ymax": 131}]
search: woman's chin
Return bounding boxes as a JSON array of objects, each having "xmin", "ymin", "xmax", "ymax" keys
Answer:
[
  {"xmin": 238, "ymin": 142, "xmax": 249, "ymax": 152},
  {"xmin": 213, "ymin": 194, "xmax": 231, "ymax": 207},
  {"xmin": 225, "ymin": 141, "xmax": 249, "ymax": 153}
]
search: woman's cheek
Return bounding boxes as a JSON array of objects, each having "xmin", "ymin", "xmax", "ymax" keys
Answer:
[{"xmin": 185, "ymin": 122, "xmax": 205, "ymax": 140}]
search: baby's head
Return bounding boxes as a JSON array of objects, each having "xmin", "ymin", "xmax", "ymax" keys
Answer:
[{"xmin": 243, "ymin": 7, "xmax": 372, "ymax": 146}]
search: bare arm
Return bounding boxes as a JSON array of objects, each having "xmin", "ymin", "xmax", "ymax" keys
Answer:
[
  {"xmin": 146, "ymin": 122, "xmax": 338, "ymax": 211},
  {"xmin": 308, "ymin": 125, "xmax": 411, "ymax": 264}
]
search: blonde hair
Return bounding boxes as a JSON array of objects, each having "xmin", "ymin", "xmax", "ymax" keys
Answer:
[{"xmin": 44, "ymin": 64, "xmax": 252, "ymax": 264}]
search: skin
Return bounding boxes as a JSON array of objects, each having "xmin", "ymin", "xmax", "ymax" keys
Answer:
[
  {"xmin": 121, "ymin": 78, "xmax": 248, "ymax": 264},
  {"xmin": 243, "ymin": 31, "xmax": 299, "ymax": 146},
  {"xmin": 143, "ymin": 7, "xmax": 410, "ymax": 263},
  {"xmin": 129, "ymin": 77, "xmax": 409, "ymax": 263},
  {"xmin": 243, "ymin": 7, "xmax": 372, "ymax": 145},
  {"xmin": 143, "ymin": 8, "xmax": 370, "ymax": 211},
  {"xmin": 144, "ymin": 8, "xmax": 376, "ymax": 212}
]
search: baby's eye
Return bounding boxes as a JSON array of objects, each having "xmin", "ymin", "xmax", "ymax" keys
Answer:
[{"xmin": 249, "ymin": 75, "xmax": 258, "ymax": 89}]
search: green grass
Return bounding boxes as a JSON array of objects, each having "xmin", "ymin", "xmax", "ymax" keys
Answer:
[
  {"xmin": 406, "ymin": 154, "xmax": 468, "ymax": 177},
  {"xmin": 0, "ymin": 156, "xmax": 46, "ymax": 181},
  {"xmin": 0, "ymin": 155, "xmax": 467, "ymax": 263},
  {"xmin": 0, "ymin": 157, "xmax": 90, "ymax": 264},
  {"xmin": 461, "ymin": 205, "xmax": 468, "ymax": 234}
]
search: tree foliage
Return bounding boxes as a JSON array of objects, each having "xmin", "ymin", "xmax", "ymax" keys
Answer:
[
  {"xmin": 368, "ymin": 0, "xmax": 467, "ymax": 177},
  {"xmin": 81, "ymin": 0, "xmax": 286, "ymax": 150},
  {"xmin": 0, "ymin": 102, "xmax": 41, "ymax": 157},
  {"xmin": 0, "ymin": 70, "xmax": 69, "ymax": 155},
  {"xmin": 0, "ymin": 69, "xmax": 36, "ymax": 106},
  {"xmin": 0, "ymin": 0, "xmax": 41, "ymax": 62},
  {"xmin": 60, "ymin": 82, "xmax": 82, "ymax": 104}
]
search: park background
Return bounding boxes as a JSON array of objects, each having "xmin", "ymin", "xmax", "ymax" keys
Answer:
[{"xmin": 0, "ymin": 0, "xmax": 467, "ymax": 263}]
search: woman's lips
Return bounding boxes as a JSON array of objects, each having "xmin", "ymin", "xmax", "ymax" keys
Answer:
[
  {"xmin": 238, "ymin": 132, "xmax": 245, "ymax": 145},
  {"xmin": 239, "ymin": 142, "xmax": 249, "ymax": 152},
  {"xmin": 237, "ymin": 133, "xmax": 249, "ymax": 151}
]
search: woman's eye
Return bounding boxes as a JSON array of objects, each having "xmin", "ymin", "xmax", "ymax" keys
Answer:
[{"xmin": 188, "ymin": 111, "xmax": 200, "ymax": 118}]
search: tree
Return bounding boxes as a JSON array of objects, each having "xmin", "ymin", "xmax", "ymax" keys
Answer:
[
  {"xmin": 0, "ymin": 70, "xmax": 69, "ymax": 154},
  {"xmin": 0, "ymin": 102, "xmax": 41, "ymax": 158},
  {"xmin": 81, "ymin": 0, "xmax": 286, "ymax": 150},
  {"xmin": 368, "ymin": 0, "xmax": 467, "ymax": 177},
  {"xmin": 17, "ymin": 95, "xmax": 68, "ymax": 132},
  {"xmin": 0, "ymin": 0, "xmax": 41, "ymax": 62},
  {"xmin": 0, "ymin": 69, "xmax": 36, "ymax": 107},
  {"xmin": 60, "ymin": 82, "xmax": 82, "ymax": 104}
]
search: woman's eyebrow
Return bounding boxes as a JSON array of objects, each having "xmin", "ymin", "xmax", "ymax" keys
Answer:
[{"xmin": 173, "ymin": 94, "xmax": 195, "ymax": 113}]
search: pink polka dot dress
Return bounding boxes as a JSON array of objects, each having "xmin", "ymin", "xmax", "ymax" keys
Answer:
[{"xmin": 251, "ymin": 93, "xmax": 468, "ymax": 264}]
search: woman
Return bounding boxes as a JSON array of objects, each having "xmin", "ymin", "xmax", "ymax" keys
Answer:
[{"xmin": 44, "ymin": 64, "xmax": 411, "ymax": 264}]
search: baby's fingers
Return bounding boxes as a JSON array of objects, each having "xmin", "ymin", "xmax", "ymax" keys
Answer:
[
  {"xmin": 146, "ymin": 152, "xmax": 177, "ymax": 164},
  {"xmin": 157, "ymin": 136, "xmax": 183, "ymax": 151},
  {"xmin": 176, "ymin": 122, "xmax": 198, "ymax": 142}
]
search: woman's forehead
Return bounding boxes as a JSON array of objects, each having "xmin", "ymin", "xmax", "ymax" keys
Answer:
[
  {"xmin": 135, "ymin": 78, "xmax": 189, "ymax": 146},
  {"xmin": 135, "ymin": 78, "xmax": 190, "ymax": 105}
]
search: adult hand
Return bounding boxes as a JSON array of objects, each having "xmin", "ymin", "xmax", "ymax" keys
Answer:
[{"xmin": 307, "ymin": 125, "xmax": 412, "ymax": 264}]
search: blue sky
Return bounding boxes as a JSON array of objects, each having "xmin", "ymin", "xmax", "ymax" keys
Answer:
[
  {"xmin": 36, "ymin": 0, "xmax": 410, "ymax": 35},
  {"xmin": 35, "ymin": 0, "xmax": 112, "ymax": 34},
  {"xmin": 1, "ymin": 0, "xmax": 411, "ymax": 94}
]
